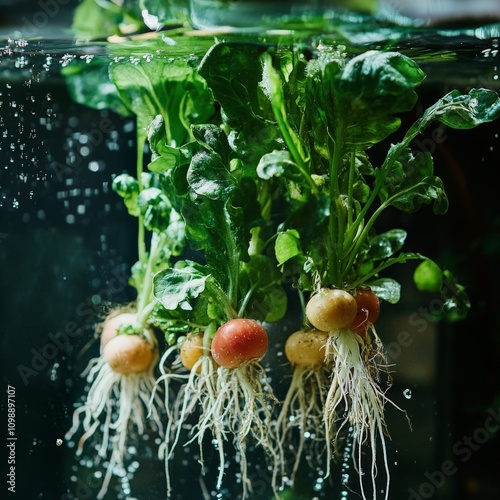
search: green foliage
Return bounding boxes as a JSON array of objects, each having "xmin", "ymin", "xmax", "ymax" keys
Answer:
[
  {"xmin": 71, "ymin": 0, "xmax": 187, "ymax": 38},
  {"xmin": 154, "ymin": 264, "xmax": 210, "ymax": 311},
  {"xmin": 70, "ymin": 37, "xmax": 500, "ymax": 341}
]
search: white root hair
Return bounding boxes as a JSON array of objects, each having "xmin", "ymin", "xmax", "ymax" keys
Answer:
[
  {"xmin": 276, "ymin": 365, "xmax": 330, "ymax": 485},
  {"xmin": 155, "ymin": 348, "xmax": 282, "ymax": 499},
  {"xmin": 66, "ymin": 352, "xmax": 163, "ymax": 499},
  {"xmin": 324, "ymin": 328, "xmax": 407, "ymax": 500}
]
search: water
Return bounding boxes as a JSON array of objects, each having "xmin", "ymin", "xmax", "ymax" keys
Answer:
[{"xmin": 1, "ymin": 18, "xmax": 500, "ymax": 500}]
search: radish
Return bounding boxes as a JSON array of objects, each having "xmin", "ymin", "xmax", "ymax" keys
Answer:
[
  {"xmin": 99, "ymin": 311, "xmax": 138, "ymax": 351},
  {"xmin": 180, "ymin": 333, "xmax": 206, "ymax": 372},
  {"xmin": 103, "ymin": 334, "xmax": 154, "ymax": 374},
  {"xmin": 156, "ymin": 319, "xmax": 281, "ymax": 499},
  {"xmin": 350, "ymin": 288, "xmax": 380, "ymax": 338},
  {"xmin": 65, "ymin": 310, "xmax": 162, "ymax": 500},
  {"xmin": 306, "ymin": 288, "xmax": 358, "ymax": 332},
  {"xmin": 284, "ymin": 329, "xmax": 329, "ymax": 367},
  {"xmin": 211, "ymin": 318, "xmax": 268, "ymax": 368}
]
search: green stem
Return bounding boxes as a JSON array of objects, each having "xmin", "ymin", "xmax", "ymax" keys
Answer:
[
  {"xmin": 136, "ymin": 131, "xmax": 147, "ymax": 265},
  {"xmin": 342, "ymin": 139, "xmax": 410, "ymax": 258},
  {"xmin": 207, "ymin": 281, "xmax": 237, "ymax": 321},
  {"xmin": 347, "ymin": 151, "xmax": 356, "ymax": 229},
  {"xmin": 203, "ymin": 322, "xmax": 217, "ymax": 352},
  {"xmin": 350, "ymin": 253, "xmax": 424, "ymax": 289},
  {"xmin": 328, "ymin": 130, "xmax": 344, "ymax": 287},
  {"xmin": 137, "ymin": 231, "xmax": 167, "ymax": 327},
  {"xmin": 342, "ymin": 180, "xmax": 430, "ymax": 280},
  {"xmin": 264, "ymin": 58, "xmax": 318, "ymax": 196},
  {"xmin": 238, "ymin": 283, "xmax": 259, "ymax": 318}
]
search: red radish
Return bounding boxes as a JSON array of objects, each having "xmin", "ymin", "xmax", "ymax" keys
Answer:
[
  {"xmin": 103, "ymin": 334, "xmax": 154, "ymax": 374},
  {"xmin": 211, "ymin": 319, "xmax": 268, "ymax": 369},
  {"xmin": 350, "ymin": 288, "xmax": 380, "ymax": 337},
  {"xmin": 306, "ymin": 288, "xmax": 357, "ymax": 332}
]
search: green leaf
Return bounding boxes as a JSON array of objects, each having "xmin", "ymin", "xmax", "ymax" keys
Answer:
[
  {"xmin": 404, "ymin": 88, "xmax": 500, "ymax": 143},
  {"xmin": 427, "ymin": 88, "xmax": 500, "ymax": 130},
  {"xmin": 332, "ymin": 50, "xmax": 426, "ymax": 150},
  {"xmin": 239, "ymin": 255, "xmax": 287, "ymax": 322},
  {"xmin": 381, "ymin": 149, "xmax": 449, "ymax": 214},
  {"xmin": 112, "ymin": 174, "xmax": 140, "ymax": 216},
  {"xmin": 147, "ymin": 115, "xmax": 181, "ymax": 172},
  {"xmin": 110, "ymin": 56, "xmax": 212, "ymax": 146},
  {"xmin": 367, "ymin": 278, "xmax": 401, "ymax": 304},
  {"xmin": 367, "ymin": 229, "xmax": 407, "ymax": 261},
  {"xmin": 440, "ymin": 270, "xmax": 470, "ymax": 321},
  {"xmin": 139, "ymin": 0, "xmax": 188, "ymax": 26},
  {"xmin": 63, "ymin": 60, "xmax": 131, "ymax": 117},
  {"xmin": 275, "ymin": 230, "xmax": 303, "ymax": 266},
  {"xmin": 198, "ymin": 43, "xmax": 279, "ymax": 160},
  {"xmin": 257, "ymin": 150, "xmax": 300, "ymax": 181},
  {"xmin": 137, "ymin": 187, "xmax": 171, "ymax": 231},
  {"xmin": 154, "ymin": 265, "xmax": 210, "ymax": 311},
  {"xmin": 413, "ymin": 259, "xmax": 443, "ymax": 293},
  {"xmin": 164, "ymin": 211, "xmax": 186, "ymax": 258},
  {"xmin": 191, "ymin": 124, "xmax": 232, "ymax": 164},
  {"xmin": 198, "ymin": 43, "xmax": 266, "ymax": 128},
  {"xmin": 71, "ymin": 0, "xmax": 123, "ymax": 39},
  {"xmin": 259, "ymin": 283, "xmax": 288, "ymax": 323},
  {"xmin": 187, "ymin": 151, "xmax": 237, "ymax": 200}
]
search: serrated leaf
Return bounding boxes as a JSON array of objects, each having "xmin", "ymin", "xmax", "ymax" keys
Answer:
[
  {"xmin": 112, "ymin": 173, "xmax": 140, "ymax": 216},
  {"xmin": 138, "ymin": 187, "xmax": 171, "ymax": 231},
  {"xmin": 429, "ymin": 88, "xmax": 500, "ymax": 130},
  {"xmin": 332, "ymin": 50, "xmax": 426, "ymax": 151},
  {"xmin": 154, "ymin": 265, "xmax": 209, "ymax": 311},
  {"xmin": 192, "ymin": 124, "xmax": 232, "ymax": 164},
  {"xmin": 381, "ymin": 149, "xmax": 449, "ymax": 215}
]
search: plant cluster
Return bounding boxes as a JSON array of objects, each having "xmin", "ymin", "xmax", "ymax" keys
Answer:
[{"xmin": 64, "ymin": 35, "xmax": 500, "ymax": 499}]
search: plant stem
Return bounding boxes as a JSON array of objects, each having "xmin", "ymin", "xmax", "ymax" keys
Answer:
[
  {"xmin": 136, "ymin": 131, "xmax": 147, "ymax": 265},
  {"xmin": 207, "ymin": 281, "xmax": 237, "ymax": 321},
  {"xmin": 203, "ymin": 322, "xmax": 217, "ymax": 351},
  {"xmin": 347, "ymin": 151, "xmax": 356, "ymax": 229},
  {"xmin": 137, "ymin": 231, "xmax": 167, "ymax": 329},
  {"xmin": 328, "ymin": 129, "xmax": 344, "ymax": 288}
]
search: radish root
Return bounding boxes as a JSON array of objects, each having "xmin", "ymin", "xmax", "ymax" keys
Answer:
[
  {"xmin": 66, "ymin": 350, "xmax": 162, "ymax": 499},
  {"xmin": 324, "ymin": 328, "xmax": 406, "ymax": 500},
  {"xmin": 155, "ymin": 347, "xmax": 282, "ymax": 499}
]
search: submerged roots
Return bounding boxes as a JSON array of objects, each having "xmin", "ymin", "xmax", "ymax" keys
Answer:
[
  {"xmin": 65, "ymin": 354, "xmax": 163, "ymax": 499},
  {"xmin": 276, "ymin": 365, "xmax": 330, "ymax": 485},
  {"xmin": 156, "ymin": 347, "xmax": 282, "ymax": 498},
  {"xmin": 324, "ymin": 328, "xmax": 404, "ymax": 500}
]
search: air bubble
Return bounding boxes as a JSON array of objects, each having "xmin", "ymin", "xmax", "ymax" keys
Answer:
[{"xmin": 403, "ymin": 388, "xmax": 412, "ymax": 399}]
